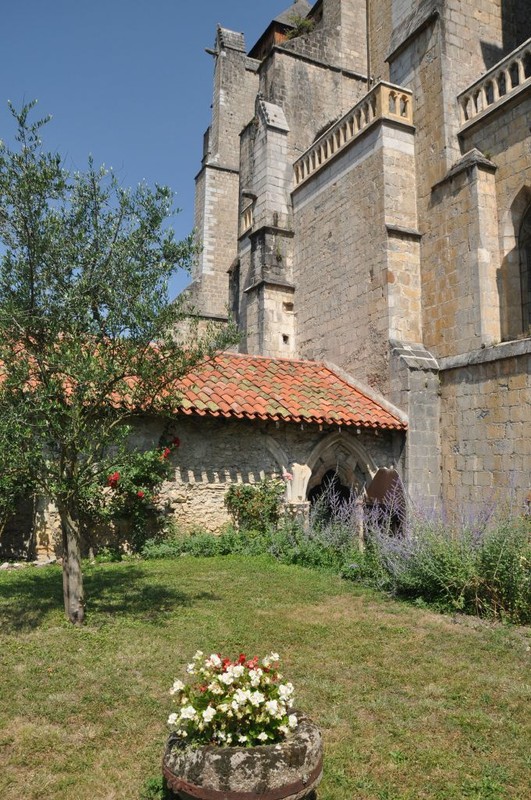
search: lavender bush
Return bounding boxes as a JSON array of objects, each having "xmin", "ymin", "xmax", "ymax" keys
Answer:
[{"xmin": 143, "ymin": 479, "xmax": 530, "ymax": 624}]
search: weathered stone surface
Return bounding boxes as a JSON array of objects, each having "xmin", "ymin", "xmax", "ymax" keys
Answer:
[
  {"xmin": 163, "ymin": 714, "xmax": 322, "ymax": 800},
  {"xmin": 188, "ymin": 0, "xmax": 531, "ymax": 511}
]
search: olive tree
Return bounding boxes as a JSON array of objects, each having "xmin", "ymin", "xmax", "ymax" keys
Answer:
[{"xmin": 0, "ymin": 102, "xmax": 235, "ymax": 624}]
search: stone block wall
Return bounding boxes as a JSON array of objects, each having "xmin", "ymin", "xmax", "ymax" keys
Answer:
[
  {"xmin": 422, "ymin": 154, "xmax": 502, "ymax": 357},
  {"xmin": 390, "ymin": 344, "xmax": 441, "ymax": 509},
  {"xmin": 186, "ymin": 30, "xmax": 259, "ymax": 318},
  {"xmin": 292, "ymin": 124, "xmax": 389, "ymax": 392},
  {"xmin": 292, "ymin": 116, "xmax": 417, "ymax": 395},
  {"xmin": 190, "ymin": 164, "xmax": 240, "ymax": 318},
  {"xmin": 460, "ymin": 93, "xmax": 531, "ymax": 342},
  {"xmin": 279, "ymin": 0, "xmax": 368, "ymax": 77},
  {"xmin": 439, "ymin": 340, "xmax": 531, "ymax": 508},
  {"xmin": 259, "ymin": 50, "xmax": 366, "ymax": 161},
  {"xmin": 3, "ymin": 413, "xmax": 403, "ymax": 560}
]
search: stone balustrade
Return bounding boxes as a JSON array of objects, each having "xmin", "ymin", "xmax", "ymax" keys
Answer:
[
  {"xmin": 293, "ymin": 82, "xmax": 413, "ymax": 188},
  {"xmin": 458, "ymin": 38, "xmax": 531, "ymax": 126}
]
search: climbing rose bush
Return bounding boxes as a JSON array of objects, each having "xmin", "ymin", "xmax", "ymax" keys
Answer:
[{"xmin": 167, "ymin": 651, "xmax": 298, "ymax": 747}]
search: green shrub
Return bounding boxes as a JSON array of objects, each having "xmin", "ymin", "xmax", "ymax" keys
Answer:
[
  {"xmin": 224, "ymin": 479, "xmax": 285, "ymax": 533},
  {"xmin": 473, "ymin": 519, "xmax": 530, "ymax": 623},
  {"xmin": 286, "ymin": 14, "xmax": 316, "ymax": 39},
  {"xmin": 142, "ymin": 487, "xmax": 531, "ymax": 624},
  {"xmin": 356, "ymin": 511, "xmax": 531, "ymax": 623}
]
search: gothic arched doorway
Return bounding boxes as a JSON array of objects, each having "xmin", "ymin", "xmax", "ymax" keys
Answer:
[{"xmin": 304, "ymin": 433, "xmax": 377, "ymax": 509}]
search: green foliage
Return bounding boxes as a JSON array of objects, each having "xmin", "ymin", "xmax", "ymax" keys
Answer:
[
  {"xmin": 140, "ymin": 776, "xmax": 171, "ymax": 800},
  {"xmin": 286, "ymin": 14, "xmax": 316, "ymax": 39},
  {"xmin": 83, "ymin": 439, "xmax": 181, "ymax": 551},
  {"xmin": 0, "ymin": 101, "xmax": 238, "ymax": 620},
  {"xmin": 354, "ymin": 513, "xmax": 531, "ymax": 624},
  {"xmin": 224, "ymin": 478, "xmax": 285, "ymax": 533},
  {"xmin": 144, "ymin": 492, "xmax": 531, "ymax": 624}
]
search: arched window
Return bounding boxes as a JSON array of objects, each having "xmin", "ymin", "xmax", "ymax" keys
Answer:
[{"xmin": 520, "ymin": 205, "xmax": 531, "ymax": 334}]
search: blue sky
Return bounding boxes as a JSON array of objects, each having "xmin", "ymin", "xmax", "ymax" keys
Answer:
[{"xmin": 1, "ymin": 1, "xmax": 302, "ymax": 296}]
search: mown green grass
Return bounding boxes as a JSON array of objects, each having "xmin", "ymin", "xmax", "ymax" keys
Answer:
[{"xmin": 0, "ymin": 555, "xmax": 529, "ymax": 800}]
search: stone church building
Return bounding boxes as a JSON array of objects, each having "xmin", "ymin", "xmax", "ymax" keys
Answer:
[
  {"xmin": 175, "ymin": 0, "xmax": 530, "ymax": 527},
  {"xmin": 3, "ymin": 0, "xmax": 530, "ymax": 557}
]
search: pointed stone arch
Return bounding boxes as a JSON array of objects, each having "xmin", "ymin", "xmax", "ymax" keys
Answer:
[
  {"xmin": 304, "ymin": 432, "xmax": 378, "ymax": 500},
  {"xmin": 500, "ymin": 185, "xmax": 531, "ymax": 338}
]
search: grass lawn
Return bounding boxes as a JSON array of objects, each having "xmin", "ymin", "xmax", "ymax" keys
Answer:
[{"xmin": 0, "ymin": 555, "xmax": 529, "ymax": 800}]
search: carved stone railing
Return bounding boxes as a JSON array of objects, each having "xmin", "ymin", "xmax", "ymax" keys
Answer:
[
  {"xmin": 293, "ymin": 82, "xmax": 413, "ymax": 188},
  {"xmin": 458, "ymin": 38, "xmax": 531, "ymax": 126}
]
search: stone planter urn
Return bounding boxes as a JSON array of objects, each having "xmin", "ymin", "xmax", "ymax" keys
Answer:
[{"xmin": 162, "ymin": 713, "xmax": 323, "ymax": 800}]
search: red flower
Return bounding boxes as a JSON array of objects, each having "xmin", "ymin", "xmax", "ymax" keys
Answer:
[
  {"xmin": 237, "ymin": 653, "xmax": 247, "ymax": 665},
  {"xmin": 137, "ymin": 490, "xmax": 145, "ymax": 499},
  {"xmin": 221, "ymin": 657, "xmax": 232, "ymax": 669},
  {"xmin": 161, "ymin": 447, "xmax": 171, "ymax": 459},
  {"xmin": 172, "ymin": 437, "xmax": 180, "ymax": 448},
  {"xmin": 107, "ymin": 471, "xmax": 120, "ymax": 488}
]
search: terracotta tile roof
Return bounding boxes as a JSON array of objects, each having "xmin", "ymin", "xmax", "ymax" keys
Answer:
[{"xmin": 175, "ymin": 353, "xmax": 406, "ymax": 431}]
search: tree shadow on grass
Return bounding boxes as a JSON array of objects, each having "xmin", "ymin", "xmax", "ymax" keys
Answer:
[{"xmin": 0, "ymin": 564, "xmax": 220, "ymax": 633}]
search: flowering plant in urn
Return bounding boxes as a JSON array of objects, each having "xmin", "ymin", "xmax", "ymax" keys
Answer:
[{"xmin": 167, "ymin": 650, "xmax": 298, "ymax": 748}]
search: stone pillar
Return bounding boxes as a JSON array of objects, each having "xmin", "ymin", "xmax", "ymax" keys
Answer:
[
  {"xmin": 240, "ymin": 99, "xmax": 297, "ymax": 358},
  {"xmin": 390, "ymin": 341, "xmax": 441, "ymax": 509},
  {"xmin": 186, "ymin": 27, "xmax": 259, "ymax": 319},
  {"xmin": 321, "ymin": 0, "xmax": 368, "ymax": 75}
]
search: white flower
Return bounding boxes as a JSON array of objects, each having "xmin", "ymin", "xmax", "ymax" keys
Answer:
[
  {"xmin": 207, "ymin": 653, "xmax": 221, "ymax": 668},
  {"xmin": 193, "ymin": 650, "xmax": 204, "ymax": 660},
  {"xmin": 265, "ymin": 699, "xmax": 279, "ymax": 716},
  {"xmin": 232, "ymin": 664, "xmax": 245, "ymax": 678},
  {"xmin": 250, "ymin": 691, "xmax": 265, "ymax": 707},
  {"xmin": 219, "ymin": 671, "xmax": 235, "ymax": 685},
  {"xmin": 170, "ymin": 679, "xmax": 185, "ymax": 695},
  {"xmin": 202, "ymin": 706, "xmax": 216, "ymax": 722},
  {"xmin": 249, "ymin": 668, "xmax": 263, "ymax": 686},
  {"xmin": 278, "ymin": 683, "xmax": 294, "ymax": 701},
  {"xmin": 270, "ymin": 652, "xmax": 280, "ymax": 662},
  {"xmin": 167, "ymin": 713, "xmax": 178, "ymax": 726},
  {"xmin": 233, "ymin": 688, "xmax": 251, "ymax": 706},
  {"xmin": 180, "ymin": 705, "xmax": 198, "ymax": 720},
  {"xmin": 288, "ymin": 714, "xmax": 298, "ymax": 729},
  {"xmin": 186, "ymin": 663, "xmax": 196, "ymax": 674},
  {"xmin": 257, "ymin": 732, "xmax": 269, "ymax": 742},
  {"xmin": 238, "ymin": 735, "xmax": 248, "ymax": 743}
]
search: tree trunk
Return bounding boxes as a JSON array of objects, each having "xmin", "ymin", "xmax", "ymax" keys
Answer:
[{"xmin": 58, "ymin": 500, "xmax": 85, "ymax": 625}]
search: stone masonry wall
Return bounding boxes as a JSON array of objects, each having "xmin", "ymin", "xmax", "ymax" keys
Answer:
[
  {"xmin": 4, "ymin": 414, "xmax": 402, "ymax": 559},
  {"xmin": 292, "ymin": 117, "xmax": 417, "ymax": 396},
  {"xmin": 187, "ymin": 32, "xmax": 259, "ymax": 318},
  {"xmin": 147, "ymin": 415, "xmax": 401, "ymax": 533},
  {"xmin": 292, "ymin": 124, "xmax": 389, "ymax": 393},
  {"xmin": 422, "ymin": 156, "xmax": 502, "ymax": 357},
  {"xmin": 386, "ymin": 2, "xmax": 531, "ymax": 359},
  {"xmin": 259, "ymin": 49, "xmax": 366, "ymax": 162},
  {"xmin": 280, "ymin": 0, "xmax": 368, "ymax": 77},
  {"xmin": 460, "ymin": 94, "xmax": 531, "ymax": 342},
  {"xmin": 439, "ymin": 342, "xmax": 531, "ymax": 508},
  {"xmin": 190, "ymin": 165, "xmax": 240, "ymax": 317}
]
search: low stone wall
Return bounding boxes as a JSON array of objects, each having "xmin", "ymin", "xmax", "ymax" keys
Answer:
[{"xmin": 0, "ymin": 414, "xmax": 403, "ymax": 560}]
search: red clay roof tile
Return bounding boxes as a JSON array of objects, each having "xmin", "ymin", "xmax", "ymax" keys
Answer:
[{"xmin": 173, "ymin": 353, "xmax": 406, "ymax": 431}]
